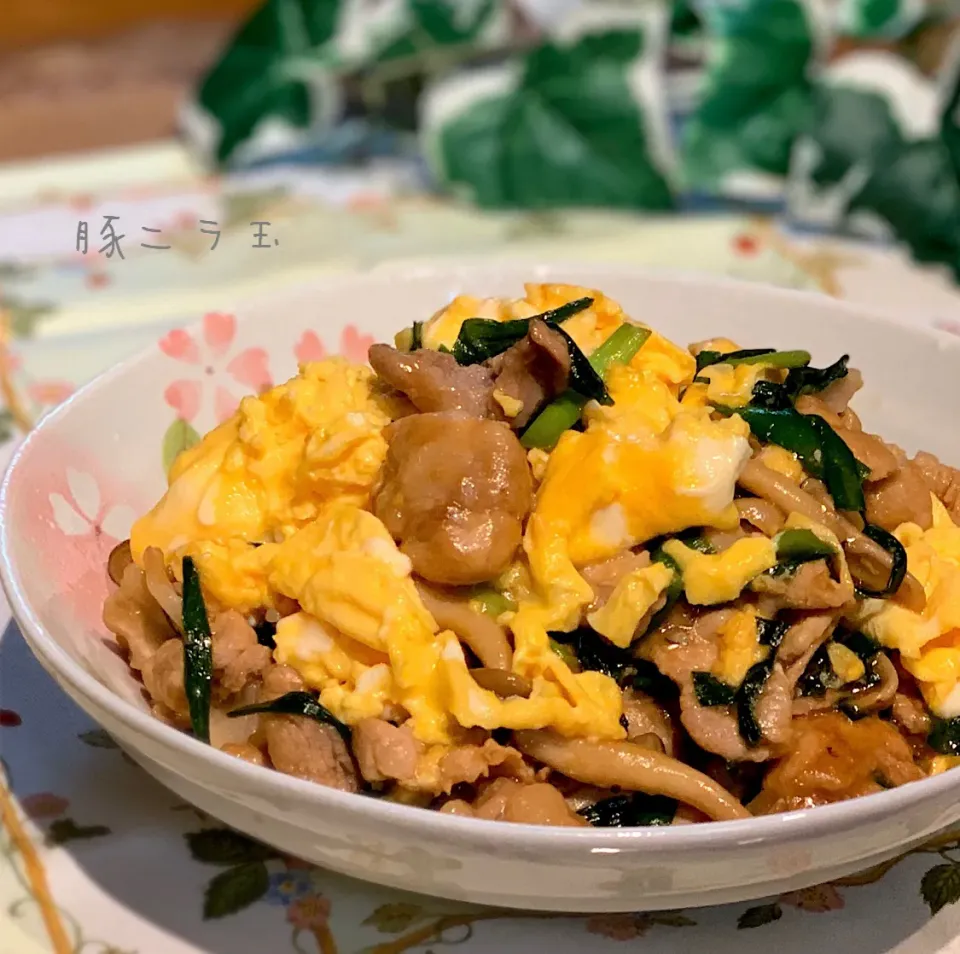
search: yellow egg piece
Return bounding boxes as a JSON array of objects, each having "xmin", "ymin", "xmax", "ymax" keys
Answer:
[
  {"xmin": 533, "ymin": 411, "xmax": 751, "ymax": 571},
  {"xmin": 586, "ymin": 562, "xmax": 674, "ymax": 649},
  {"xmin": 713, "ymin": 608, "xmax": 767, "ymax": 687},
  {"xmin": 130, "ymin": 359, "xmax": 392, "ymax": 561},
  {"xmin": 697, "ymin": 362, "xmax": 769, "ymax": 408},
  {"xmin": 827, "ymin": 643, "xmax": 866, "ymax": 685},
  {"xmin": 848, "ymin": 496, "xmax": 960, "ymax": 716},
  {"xmin": 757, "ymin": 445, "xmax": 806, "ymax": 484},
  {"xmin": 663, "ymin": 537, "xmax": 778, "ymax": 605},
  {"xmin": 180, "ymin": 538, "xmax": 278, "ymax": 614},
  {"xmin": 266, "ymin": 501, "xmax": 625, "ymax": 744}
]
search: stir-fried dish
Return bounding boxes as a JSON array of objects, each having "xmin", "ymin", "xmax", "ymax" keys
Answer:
[{"xmin": 103, "ymin": 284, "xmax": 960, "ymax": 828}]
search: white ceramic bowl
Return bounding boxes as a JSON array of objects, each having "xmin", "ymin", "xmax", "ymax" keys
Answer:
[{"xmin": 4, "ymin": 263, "xmax": 960, "ymax": 913}]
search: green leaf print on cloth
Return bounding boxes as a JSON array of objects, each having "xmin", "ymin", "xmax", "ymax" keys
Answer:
[
  {"xmin": 788, "ymin": 50, "xmax": 960, "ymax": 279},
  {"xmin": 188, "ymin": 0, "xmax": 510, "ymax": 165},
  {"xmin": 423, "ymin": 14, "xmax": 675, "ymax": 210},
  {"xmin": 834, "ymin": 0, "xmax": 928, "ymax": 39},
  {"xmin": 203, "ymin": 861, "xmax": 271, "ymax": 919},
  {"xmin": 920, "ymin": 862, "xmax": 960, "ymax": 915},
  {"xmin": 337, "ymin": 0, "xmax": 505, "ymax": 65},
  {"xmin": 191, "ymin": 0, "xmax": 343, "ymax": 164},
  {"xmin": 681, "ymin": 0, "xmax": 816, "ymax": 197}
]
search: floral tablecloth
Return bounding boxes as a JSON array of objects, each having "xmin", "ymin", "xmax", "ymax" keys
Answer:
[{"xmin": 6, "ymin": 142, "xmax": 960, "ymax": 954}]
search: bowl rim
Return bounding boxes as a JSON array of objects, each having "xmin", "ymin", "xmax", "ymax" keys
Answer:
[{"xmin": 4, "ymin": 260, "xmax": 960, "ymax": 853}]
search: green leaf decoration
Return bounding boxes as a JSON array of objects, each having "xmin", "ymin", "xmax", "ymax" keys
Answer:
[
  {"xmin": 78, "ymin": 729, "xmax": 119, "ymax": 749},
  {"xmin": 191, "ymin": 0, "xmax": 511, "ymax": 164},
  {"xmin": 45, "ymin": 818, "xmax": 111, "ymax": 846},
  {"xmin": 790, "ymin": 54, "xmax": 960, "ymax": 280},
  {"xmin": 162, "ymin": 418, "xmax": 201, "ymax": 477},
  {"xmin": 194, "ymin": 0, "xmax": 343, "ymax": 164},
  {"xmin": 737, "ymin": 903, "xmax": 783, "ymax": 929},
  {"xmin": 849, "ymin": 140, "xmax": 960, "ymax": 280},
  {"xmin": 362, "ymin": 902, "xmax": 425, "ymax": 933},
  {"xmin": 670, "ymin": 0, "xmax": 702, "ymax": 40},
  {"xmin": 834, "ymin": 0, "xmax": 927, "ymax": 39},
  {"xmin": 186, "ymin": 828, "xmax": 278, "ymax": 866},
  {"xmin": 682, "ymin": 0, "xmax": 814, "ymax": 191},
  {"xmin": 799, "ymin": 85, "xmax": 903, "ymax": 198},
  {"xmin": 424, "ymin": 23, "xmax": 675, "ymax": 210},
  {"xmin": 921, "ymin": 863, "xmax": 960, "ymax": 915},
  {"xmin": 203, "ymin": 861, "xmax": 270, "ymax": 919},
  {"xmin": 344, "ymin": 0, "xmax": 503, "ymax": 65}
]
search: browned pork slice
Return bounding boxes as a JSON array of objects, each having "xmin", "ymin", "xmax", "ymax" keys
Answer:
[
  {"xmin": 258, "ymin": 665, "xmax": 359, "ymax": 792},
  {"xmin": 580, "ymin": 550, "xmax": 651, "ymax": 612},
  {"xmin": 211, "ymin": 610, "xmax": 272, "ymax": 698},
  {"xmin": 353, "ymin": 718, "xmax": 421, "ymax": 785},
  {"xmin": 486, "ymin": 317, "xmax": 570, "ymax": 428},
  {"xmin": 469, "ymin": 778, "xmax": 588, "ymax": 826},
  {"xmin": 368, "ymin": 344, "xmax": 499, "ymax": 417},
  {"xmin": 643, "ymin": 608, "xmax": 775, "ymax": 763},
  {"xmin": 751, "ymin": 711, "xmax": 923, "ymax": 814},
  {"xmin": 865, "ymin": 459, "xmax": 933, "ymax": 531},
  {"xmin": 751, "ymin": 561, "xmax": 853, "ymax": 610},
  {"xmin": 914, "ymin": 451, "xmax": 960, "ymax": 522}
]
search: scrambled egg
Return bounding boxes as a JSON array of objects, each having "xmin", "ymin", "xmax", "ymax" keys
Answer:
[
  {"xmin": 423, "ymin": 282, "xmax": 696, "ymax": 389},
  {"xmin": 131, "ymin": 360, "xmax": 393, "ymax": 564},
  {"xmin": 133, "ymin": 283, "xmax": 766, "ymax": 749},
  {"xmin": 587, "ymin": 562, "xmax": 675, "ymax": 649},
  {"xmin": 755, "ymin": 445, "xmax": 805, "ymax": 484},
  {"xmin": 688, "ymin": 363, "xmax": 770, "ymax": 409},
  {"xmin": 848, "ymin": 497, "xmax": 960, "ymax": 716},
  {"xmin": 827, "ymin": 643, "xmax": 866, "ymax": 684},
  {"xmin": 713, "ymin": 608, "xmax": 766, "ymax": 687},
  {"xmin": 663, "ymin": 536, "xmax": 778, "ymax": 605}
]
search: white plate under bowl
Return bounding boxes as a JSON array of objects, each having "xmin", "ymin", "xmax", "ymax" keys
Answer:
[{"xmin": 3, "ymin": 262, "xmax": 960, "ymax": 913}]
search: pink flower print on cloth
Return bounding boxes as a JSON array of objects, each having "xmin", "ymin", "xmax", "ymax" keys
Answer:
[{"xmin": 160, "ymin": 312, "xmax": 272, "ymax": 423}]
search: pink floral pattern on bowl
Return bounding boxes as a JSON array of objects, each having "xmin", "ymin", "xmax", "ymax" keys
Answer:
[
  {"xmin": 160, "ymin": 312, "xmax": 273, "ymax": 423},
  {"xmin": 27, "ymin": 457, "xmax": 140, "ymax": 633},
  {"xmin": 17, "ymin": 315, "xmax": 377, "ymax": 642},
  {"xmin": 294, "ymin": 327, "xmax": 375, "ymax": 366}
]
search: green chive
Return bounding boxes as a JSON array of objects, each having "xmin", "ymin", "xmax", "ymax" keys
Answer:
[
  {"xmin": 693, "ymin": 672, "xmax": 737, "ymax": 706},
  {"xmin": 181, "ymin": 556, "xmax": 212, "ymax": 744},
  {"xmin": 697, "ymin": 348, "xmax": 811, "ymax": 373},
  {"xmin": 717, "ymin": 404, "xmax": 825, "ymax": 479},
  {"xmin": 469, "ymin": 587, "xmax": 516, "ymax": 618},
  {"xmin": 775, "ymin": 528, "xmax": 836, "ymax": 564},
  {"xmin": 229, "ymin": 691, "xmax": 351, "ymax": 743},
  {"xmin": 521, "ymin": 324, "xmax": 651, "ymax": 450},
  {"xmin": 589, "ymin": 324, "xmax": 653, "ymax": 375},
  {"xmin": 807, "ymin": 415, "xmax": 866, "ymax": 512},
  {"xmin": 549, "ymin": 638, "xmax": 581, "ymax": 671}
]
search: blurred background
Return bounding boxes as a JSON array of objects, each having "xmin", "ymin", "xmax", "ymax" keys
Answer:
[
  {"xmin": 0, "ymin": 0, "xmax": 260, "ymax": 160},
  {"xmin": 4, "ymin": 0, "xmax": 960, "ymax": 441}
]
